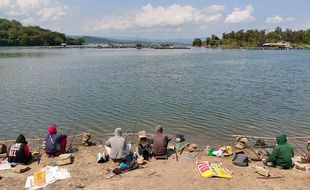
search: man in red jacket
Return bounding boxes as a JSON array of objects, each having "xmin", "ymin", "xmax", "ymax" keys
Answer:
[{"xmin": 7, "ymin": 134, "xmax": 32, "ymax": 164}]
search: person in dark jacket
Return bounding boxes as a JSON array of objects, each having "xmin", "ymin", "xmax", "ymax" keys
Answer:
[
  {"xmin": 7, "ymin": 134, "xmax": 32, "ymax": 164},
  {"xmin": 44, "ymin": 125, "xmax": 67, "ymax": 157},
  {"xmin": 151, "ymin": 125, "xmax": 170, "ymax": 156},
  {"xmin": 264, "ymin": 133, "xmax": 294, "ymax": 169},
  {"xmin": 137, "ymin": 131, "xmax": 152, "ymax": 160}
]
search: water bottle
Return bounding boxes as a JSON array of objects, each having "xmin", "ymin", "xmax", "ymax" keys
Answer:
[{"xmin": 133, "ymin": 152, "xmax": 138, "ymax": 161}]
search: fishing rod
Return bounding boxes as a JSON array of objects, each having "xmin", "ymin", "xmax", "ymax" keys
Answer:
[
  {"xmin": 68, "ymin": 125, "xmax": 79, "ymax": 152},
  {"xmin": 130, "ymin": 122, "xmax": 136, "ymax": 145},
  {"xmin": 67, "ymin": 127, "xmax": 72, "ymax": 141},
  {"xmin": 124, "ymin": 124, "xmax": 132, "ymax": 143},
  {"xmin": 290, "ymin": 138, "xmax": 307, "ymax": 156},
  {"xmin": 37, "ymin": 132, "xmax": 42, "ymax": 164}
]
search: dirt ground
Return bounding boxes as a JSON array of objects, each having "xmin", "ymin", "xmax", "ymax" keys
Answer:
[{"xmin": 0, "ymin": 143, "xmax": 309, "ymax": 190}]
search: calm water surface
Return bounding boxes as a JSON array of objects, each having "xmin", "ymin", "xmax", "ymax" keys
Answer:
[{"xmin": 0, "ymin": 47, "xmax": 310, "ymax": 143}]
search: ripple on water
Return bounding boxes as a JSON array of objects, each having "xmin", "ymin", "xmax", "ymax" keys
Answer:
[{"xmin": 1, "ymin": 48, "xmax": 310, "ymax": 143}]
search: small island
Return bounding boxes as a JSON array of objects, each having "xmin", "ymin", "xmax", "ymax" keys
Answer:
[{"xmin": 193, "ymin": 27, "xmax": 310, "ymax": 49}]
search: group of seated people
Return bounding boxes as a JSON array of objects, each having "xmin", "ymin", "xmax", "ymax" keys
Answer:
[
  {"xmin": 5, "ymin": 124, "xmax": 170, "ymax": 165},
  {"xmin": 4, "ymin": 124, "xmax": 307, "ymax": 170},
  {"xmin": 104, "ymin": 124, "xmax": 170, "ymax": 162},
  {"xmin": 6, "ymin": 124, "xmax": 67, "ymax": 164}
]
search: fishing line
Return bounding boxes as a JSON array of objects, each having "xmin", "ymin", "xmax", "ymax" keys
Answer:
[{"xmin": 290, "ymin": 138, "xmax": 307, "ymax": 155}]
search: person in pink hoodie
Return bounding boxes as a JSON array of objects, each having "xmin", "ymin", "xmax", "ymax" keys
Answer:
[{"xmin": 44, "ymin": 125, "xmax": 67, "ymax": 157}]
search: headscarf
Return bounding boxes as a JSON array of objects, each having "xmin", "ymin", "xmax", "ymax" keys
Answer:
[{"xmin": 48, "ymin": 125, "xmax": 57, "ymax": 134}]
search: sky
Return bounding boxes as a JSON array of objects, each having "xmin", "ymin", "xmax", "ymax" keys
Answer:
[{"xmin": 0, "ymin": 0, "xmax": 310, "ymax": 39}]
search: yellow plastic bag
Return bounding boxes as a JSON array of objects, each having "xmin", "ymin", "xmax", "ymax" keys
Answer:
[
  {"xmin": 34, "ymin": 171, "xmax": 46, "ymax": 186},
  {"xmin": 196, "ymin": 161, "xmax": 232, "ymax": 179},
  {"xmin": 226, "ymin": 146, "xmax": 233, "ymax": 155}
]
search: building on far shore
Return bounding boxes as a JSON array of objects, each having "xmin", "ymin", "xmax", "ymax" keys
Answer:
[{"xmin": 261, "ymin": 42, "xmax": 292, "ymax": 49}]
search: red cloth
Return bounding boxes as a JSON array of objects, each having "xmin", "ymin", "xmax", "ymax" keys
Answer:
[
  {"xmin": 48, "ymin": 125, "xmax": 57, "ymax": 134},
  {"xmin": 24, "ymin": 145, "xmax": 30, "ymax": 158},
  {"xmin": 307, "ymin": 152, "xmax": 310, "ymax": 163},
  {"xmin": 60, "ymin": 137, "xmax": 67, "ymax": 151}
]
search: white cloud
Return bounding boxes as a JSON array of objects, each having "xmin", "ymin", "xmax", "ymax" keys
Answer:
[
  {"xmin": 225, "ymin": 5, "xmax": 255, "ymax": 23},
  {"xmin": 135, "ymin": 4, "xmax": 202, "ymax": 27},
  {"xmin": 266, "ymin": 15, "xmax": 283, "ymax": 23},
  {"xmin": 37, "ymin": 6, "xmax": 68, "ymax": 21},
  {"xmin": 286, "ymin": 17, "xmax": 295, "ymax": 22},
  {"xmin": 205, "ymin": 14, "xmax": 222, "ymax": 22},
  {"xmin": 89, "ymin": 17, "xmax": 132, "ymax": 31},
  {"xmin": 22, "ymin": 17, "xmax": 34, "ymax": 24},
  {"xmin": 266, "ymin": 15, "xmax": 295, "ymax": 23},
  {"xmin": 89, "ymin": 4, "xmax": 225, "ymax": 32},
  {"xmin": 206, "ymin": 5, "xmax": 225, "ymax": 13},
  {"xmin": 0, "ymin": 0, "xmax": 11, "ymax": 7},
  {"xmin": 7, "ymin": 10, "xmax": 24, "ymax": 16},
  {"xmin": 16, "ymin": 0, "xmax": 47, "ymax": 9},
  {"xmin": 298, "ymin": 21, "xmax": 310, "ymax": 30},
  {"xmin": 0, "ymin": 0, "xmax": 69, "ymax": 22}
]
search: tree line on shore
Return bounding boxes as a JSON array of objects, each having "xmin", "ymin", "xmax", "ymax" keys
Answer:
[
  {"xmin": 193, "ymin": 27, "xmax": 310, "ymax": 47},
  {"xmin": 0, "ymin": 18, "xmax": 85, "ymax": 46}
]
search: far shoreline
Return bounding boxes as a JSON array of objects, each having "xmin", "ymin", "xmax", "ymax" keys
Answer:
[{"xmin": 1, "ymin": 45, "xmax": 310, "ymax": 50}]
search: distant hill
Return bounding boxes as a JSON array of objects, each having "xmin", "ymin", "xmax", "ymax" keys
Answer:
[
  {"xmin": 73, "ymin": 35, "xmax": 192, "ymax": 45},
  {"xmin": 78, "ymin": 36, "xmax": 114, "ymax": 44},
  {"xmin": 0, "ymin": 18, "xmax": 84, "ymax": 46}
]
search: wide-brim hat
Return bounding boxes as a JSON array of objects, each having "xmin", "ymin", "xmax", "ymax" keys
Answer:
[{"xmin": 138, "ymin": 131, "xmax": 147, "ymax": 139}]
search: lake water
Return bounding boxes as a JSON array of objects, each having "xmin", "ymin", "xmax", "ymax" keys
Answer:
[{"xmin": 0, "ymin": 47, "xmax": 310, "ymax": 143}]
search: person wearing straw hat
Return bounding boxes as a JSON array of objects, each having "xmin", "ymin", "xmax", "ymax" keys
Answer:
[{"xmin": 136, "ymin": 131, "xmax": 152, "ymax": 161}]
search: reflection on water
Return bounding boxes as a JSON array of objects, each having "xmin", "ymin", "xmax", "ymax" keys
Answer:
[
  {"xmin": 0, "ymin": 52, "xmax": 47, "ymax": 58},
  {"xmin": 0, "ymin": 47, "xmax": 310, "ymax": 144}
]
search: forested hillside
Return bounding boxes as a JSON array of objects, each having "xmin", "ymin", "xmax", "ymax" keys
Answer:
[
  {"xmin": 0, "ymin": 18, "xmax": 84, "ymax": 46},
  {"xmin": 193, "ymin": 27, "xmax": 310, "ymax": 47}
]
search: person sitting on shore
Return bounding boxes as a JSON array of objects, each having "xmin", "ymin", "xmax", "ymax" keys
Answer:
[
  {"xmin": 105, "ymin": 128, "xmax": 131, "ymax": 162},
  {"xmin": 305, "ymin": 140, "xmax": 310, "ymax": 163},
  {"xmin": 137, "ymin": 131, "xmax": 152, "ymax": 161},
  {"xmin": 7, "ymin": 134, "xmax": 32, "ymax": 164},
  {"xmin": 263, "ymin": 133, "xmax": 294, "ymax": 169},
  {"xmin": 151, "ymin": 125, "xmax": 170, "ymax": 157},
  {"xmin": 44, "ymin": 125, "xmax": 67, "ymax": 157}
]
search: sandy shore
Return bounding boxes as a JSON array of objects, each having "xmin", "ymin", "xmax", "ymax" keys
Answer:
[{"xmin": 1, "ymin": 139, "xmax": 309, "ymax": 190}]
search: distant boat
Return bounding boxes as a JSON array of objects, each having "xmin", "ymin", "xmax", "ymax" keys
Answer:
[{"xmin": 136, "ymin": 44, "xmax": 143, "ymax": 49}]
